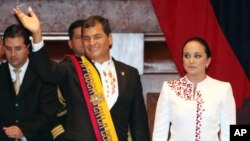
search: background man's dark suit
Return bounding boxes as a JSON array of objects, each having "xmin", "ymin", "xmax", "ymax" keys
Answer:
[
  {"xmin": 0, "ymin": 62, "xmax": 59, "ymax": 141},
  {"xmin": 30, "ymin": 47, "xmax": 150, "ymax": 141}
]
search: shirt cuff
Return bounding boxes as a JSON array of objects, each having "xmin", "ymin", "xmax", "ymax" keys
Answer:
[
  {"xmin": 21, "ymin": 136, "xmax": 27, "ymax": 141},
  {"xmin": 32, "ymin": 40, "xmax": 44, "ymax": 52}
]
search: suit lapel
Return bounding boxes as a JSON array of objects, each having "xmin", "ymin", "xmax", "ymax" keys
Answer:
[
  {"xmin": 113, "ymin": 59, "xmax": 126, "ymax": 98},
  {"xmin": 18, "ymin": 64, "xmax": 36, "ymax": 96},
  {"xmin": 1, "ymin": 63, "xmax": 16, "ymax": 96}
]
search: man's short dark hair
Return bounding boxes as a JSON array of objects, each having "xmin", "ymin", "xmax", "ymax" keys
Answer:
[
  {"xmin": 3, "ymin": 24, "xmax": 31, "ymax": 47},
  {"xmin": 82, "ymin": 15, "xmax": 111, "ymax": 36},
  {"xmin": 68, "ymin": 19, "xmax": 85, "ymax": 40}
]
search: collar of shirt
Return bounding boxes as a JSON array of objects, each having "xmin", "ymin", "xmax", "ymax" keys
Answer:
[
  {"xmin": 184, "ymin": 75, "xmax": 209, "ymax": 86},
  {"xmin": 0, "ymin": 59, "xmax": 7, "ymax": 64},
  {"xmin": 9, "ymin": 59, "xmax": 29, "ymax": 84},
  {"xmin": 93, "ymin": 56, "xmax": 112, "ymax": 70}
]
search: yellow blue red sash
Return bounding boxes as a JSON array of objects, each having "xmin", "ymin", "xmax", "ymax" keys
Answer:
[{"xmin": 67, "ymin": 55, "xmax": 118, "ymax": 141}]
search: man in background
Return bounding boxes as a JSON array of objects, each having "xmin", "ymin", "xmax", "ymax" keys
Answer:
[
  {"xmin": 67, "ymin": 19, "xmax": 85, "ymax": 57},
  {"xmin": 0, "ymin": 24, "xmax": 59, "ymax": 141},
  {"xmin": 54, "ymin": 19, "xmax": 85, "ymax": 136},
  {"xmin": 44, "ymin": 19, "xmax": 87, "ymax": 141}
]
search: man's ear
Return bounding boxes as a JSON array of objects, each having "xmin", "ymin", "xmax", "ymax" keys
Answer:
[
  {"xmin": 108, "ymin": 33, "xmax": 112, "ymax": 46},
  {"xmin": 68, "ymin": 40, "xmax": 73, "ymax": 49}
]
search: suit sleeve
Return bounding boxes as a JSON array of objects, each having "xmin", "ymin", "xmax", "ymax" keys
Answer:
[
  {"xmin": 19, "ymin": 83, "xmax": 59, "ymax": 140},
  {"xmin": 30, "ymin": 46, "xmax": 69, "ymax": 85},
  {"xmin": 129, "ymin": 69, "xmax": 150, "ymax": 141}
]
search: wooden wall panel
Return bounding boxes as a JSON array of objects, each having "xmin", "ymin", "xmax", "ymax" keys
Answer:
[
  {"xmin": 144, "ymin": 41, "xmax": 178, "ymax": 73},
  {"xmin": 147, "ymin": 93, "xmax": 160, "ymax": 139},
  {"xmin": 45, "ymin": 40, "xmax": 72, "ymax": 61}
]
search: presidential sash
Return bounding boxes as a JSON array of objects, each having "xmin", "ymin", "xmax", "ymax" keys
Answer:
[{"xmin": 68, "ymin": 55, "xmax": 118, "ymax": 141}]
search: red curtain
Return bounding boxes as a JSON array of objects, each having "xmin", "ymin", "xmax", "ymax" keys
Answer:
[{"xmin": 151, "ymin": 0, "xmax": 250, "ymax": 108}]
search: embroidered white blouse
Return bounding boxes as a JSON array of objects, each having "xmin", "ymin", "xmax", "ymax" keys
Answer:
[{"xmin": 152, "ymin": 75, "xmax": 236, "ymax": 141}]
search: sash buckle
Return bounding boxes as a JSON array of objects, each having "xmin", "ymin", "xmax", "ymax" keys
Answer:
[{"xmin": 90, "ymin": 94, "xmax": 104, "ymax": 105}]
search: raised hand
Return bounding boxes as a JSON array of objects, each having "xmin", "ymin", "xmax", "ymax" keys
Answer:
[{"xmin": 13, "ymin": 7, "xmax": 42, "ymax": 43}]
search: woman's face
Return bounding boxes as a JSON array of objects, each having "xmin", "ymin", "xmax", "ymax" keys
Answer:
[{"xmin": 182, "ymin": 40, "xmax": 211, "ymax": 77}]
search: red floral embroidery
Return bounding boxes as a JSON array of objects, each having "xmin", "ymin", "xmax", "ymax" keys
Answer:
[
  {"xmin": 167, "ymin": 77, "xmax": 192, "ymax": 100},
  {"xmin": 167, "ymin": 77, "xmax": 205, "ymax": 141},
  {"xmin": 195, "ymin": 91, "xmax": 205, "ymax": 141}
]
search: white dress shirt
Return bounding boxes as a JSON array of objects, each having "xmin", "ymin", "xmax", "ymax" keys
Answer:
[
  {"xmin": 94, "ymin": 58, "xmax": 119, "ymax": 109},
  {"xmin": 9, "ymin": 59, "xmax": 29, "ymax": 85}
]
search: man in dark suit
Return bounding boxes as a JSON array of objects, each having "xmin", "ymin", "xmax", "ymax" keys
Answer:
[
  {"xmin": 14, "ymin": 7, "xmax": 150, "ymax": 141},
  {"xmin": 57, "ymin": 19, "xmax": 85, "ymax": 124},
  {"xmin": 52, "ymin": 19, "xmax": 85, "ymax": 139},
  {"xmin": 0, "ymin": 24, "xmax": 59, "ymax": 141},
  {"xmin": 67, "ymin": 19, "xmax": 85, "ymax": 57}
]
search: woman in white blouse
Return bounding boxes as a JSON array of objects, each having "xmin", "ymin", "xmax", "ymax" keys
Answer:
[{"xmin": 152, "ymin": 37, "xmax": 236, "ymax": 141}]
